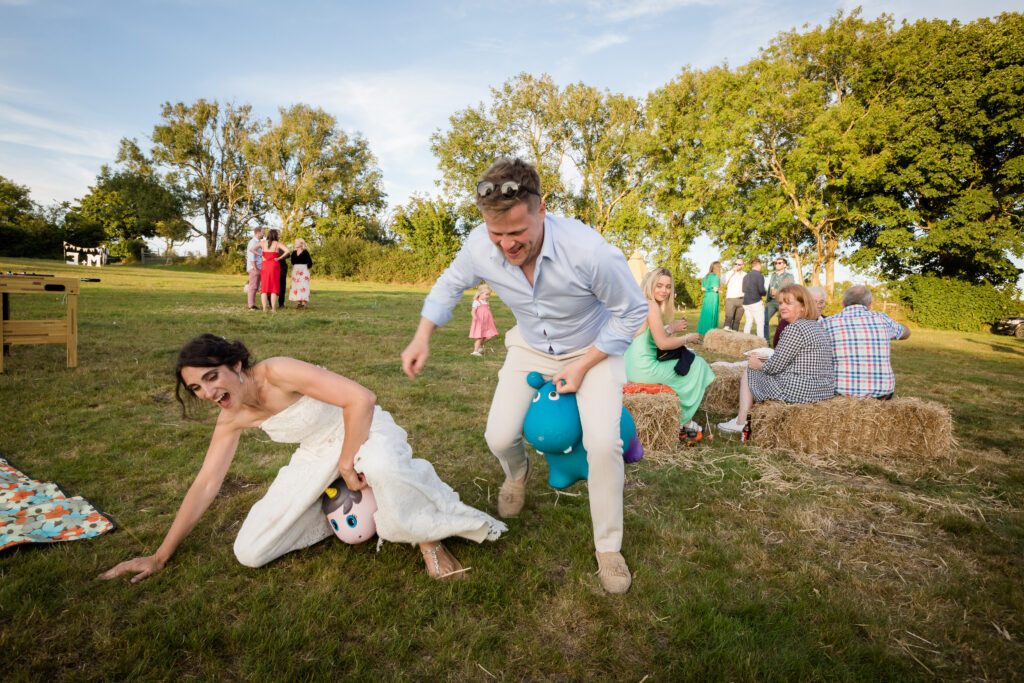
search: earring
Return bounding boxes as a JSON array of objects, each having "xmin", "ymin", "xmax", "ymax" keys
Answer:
[{"xmin": 238, "ymin": 372, "xmax": 244, "ymax": 384}]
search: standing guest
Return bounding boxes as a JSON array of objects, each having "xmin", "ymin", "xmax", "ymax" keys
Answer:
[
  {"xmin": 773, "ymin": 317, "xmax": 789, "ymax": 348},
  {"xmin": 288, "ymin": 238, "xmax": 313, "ymax": 310},
  {"xmin": 823, "ymin": 285, "xmax": 910, "ymax": 400},
  {"xmin": 807, "ymin": 286, "xmax": 828, "ymax": 321},
  {"xmin": 99, "ymin": 335, "xmax": 505, "ymax": 584},
  {"xmin": 469, "ymin": 284, "xmax": 499, "ymax": 356},
  {"xmin": 742, "ymin": 258, "xmax": 766, "ymax": 338},
  {"xmin": 251, "ymin": 229, "xmax": 289, "ymax": 312},
  {"xmin": 245, "ymin": 227, "xmax": 264, "ymax": 311},
  {"xmin": 718, "ymin": 284, "xmax": 835, "ymax": 433},
  {"xmin": 277, "ymin": 243, "xmax": 289, "ymax": 309},
  {"xmin": 401, "ymin": 158, "xmax": 647, "ymax": 594},
  {"xmin": 625, "ymin": 268, "xmax": 715, "ymax": 438},
  {"xmin": 764, "ymin": 257, "xmax": 796, "ymax": 345},
  {"xmin": 720, "ymin": 258, "xmax": 746, "ymax": 331},
  {"xmin": 697, "ymin": 261, "xmax": 721, "ymax": 335}
]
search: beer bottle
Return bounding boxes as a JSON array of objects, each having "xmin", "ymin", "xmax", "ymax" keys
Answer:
[{"xmin": 741, "ymin": 414, "xmax": 752, "ymax": 442}]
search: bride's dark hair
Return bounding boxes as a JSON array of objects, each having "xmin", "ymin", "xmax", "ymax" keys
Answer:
[{"xmin": 174, "ymin": 334, "xmax": 253, "ymax": 413}]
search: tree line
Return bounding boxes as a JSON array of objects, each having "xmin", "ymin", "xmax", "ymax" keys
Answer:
[{"xmin": 1, "ymin": 9, "xmax": 1021, "ymax": 307}]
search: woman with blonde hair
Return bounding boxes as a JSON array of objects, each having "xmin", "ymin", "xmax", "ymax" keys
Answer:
[
  {"xmin": 697, "ymin": 261, "xmax": 722, "ymax": 335},
  {"xmin": 717, "ymin": 284, "xmax": 834, "ymax": 433},
  {"xmin": 624, "ymin": 267, "xmax": 716, "ymax": 437},
  {"xmin": 288, "ymin": 238, "xmax": 313, "ymax": 310}
]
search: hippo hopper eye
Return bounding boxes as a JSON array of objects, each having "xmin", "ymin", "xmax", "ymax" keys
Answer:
[
  {"xmin": 532, "ymin": 392, "xmax": 540, "ymax": 403},
  {"xmin": 548, "ymin": 391, "xmax": 559, "ymax": 400}
]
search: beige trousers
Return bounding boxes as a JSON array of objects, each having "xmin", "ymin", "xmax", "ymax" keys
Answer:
[{"xmin": 484, "ymin": 327, "xmax": 626, "ymax": 552}]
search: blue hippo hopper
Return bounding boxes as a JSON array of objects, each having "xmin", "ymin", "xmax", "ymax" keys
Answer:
[{"xmin": 522, "ymin": 371, "xmax": 644, "ymax": 489}]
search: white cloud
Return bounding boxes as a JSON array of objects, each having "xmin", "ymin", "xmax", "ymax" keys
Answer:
[
  {"xmin": 579, "ymin": 33, "xmax": 630, "ymax": 54},
  {"xmin": 229, "ymin": 68, "xmax": 491, "ymax": 206},
  {"xmin": 577, "ymin": 0, "xmax": 713, "ymax": 22}
]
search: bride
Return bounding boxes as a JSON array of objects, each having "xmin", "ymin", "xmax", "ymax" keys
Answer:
[{"xmin": 101, "ymin": 334, "xmax": 505, "ymax": 583}]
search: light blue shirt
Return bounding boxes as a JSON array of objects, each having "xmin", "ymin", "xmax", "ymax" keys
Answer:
[
  {"xmin": 422, "ymin": 214, "xmax": 647, "ymax": 356},
  {"xmin": 246, "ymin": 236, "xmax": 262, "ymax": 270}
]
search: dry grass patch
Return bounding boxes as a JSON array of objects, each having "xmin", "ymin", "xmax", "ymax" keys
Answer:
[
  {"xmin": 703, "ymin": 328, "xmax": 768, "ymax": 356},
  {"xmin": 624, "ymin": 392, "xmax": 680, "ymax": 451},
  {"xmin": 701, "ymin": 362, "xmax": 744, "ymax": 414},
  {"xmin": 751, "ymin": 396, "xmax": 955, "ymax": 459}
]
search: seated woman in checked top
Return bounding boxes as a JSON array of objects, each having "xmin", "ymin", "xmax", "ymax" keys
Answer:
[{"xmin": 717, "ymin": 284, "xmax": 834, "ymax": 433}]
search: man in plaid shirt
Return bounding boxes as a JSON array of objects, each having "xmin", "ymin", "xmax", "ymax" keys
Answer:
[{"xmin": 823, "ymin": 285, "xmax": 910, "ymax": 399}]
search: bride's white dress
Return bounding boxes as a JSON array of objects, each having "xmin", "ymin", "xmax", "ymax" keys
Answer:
[{"xmin": 232, "ymin": 395, "xmax": 506, "ymax": 567}]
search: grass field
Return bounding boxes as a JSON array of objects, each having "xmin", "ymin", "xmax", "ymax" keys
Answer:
[{"xmin": 2, "ymin": 257, "xmax": 1023, "ymax": 680}]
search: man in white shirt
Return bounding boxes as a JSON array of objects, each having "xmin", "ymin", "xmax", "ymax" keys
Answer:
[
  {"xmin": 245, "ymin": 227, "xmax": 264, "ymax": 311},
  {"xmin": 401, "ymin": 158, "xmax": 647, "ymax": 594},
  {"xmin": 720, "ymin": 258, "xmax": 746, "ymax": 331}
]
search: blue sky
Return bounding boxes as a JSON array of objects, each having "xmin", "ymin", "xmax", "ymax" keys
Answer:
[{"xmin": 1, "ymin": 0, "xmax": 1020, "ymax": 276}]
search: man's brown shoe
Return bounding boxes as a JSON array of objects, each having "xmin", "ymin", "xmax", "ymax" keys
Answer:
[
  {"xmin": 497, "ymin": 460, "xmax": 532, "ymax": 517},
  {"xmin": 595, "ymin": 551, "xmax": 632, "ymax": 594}
]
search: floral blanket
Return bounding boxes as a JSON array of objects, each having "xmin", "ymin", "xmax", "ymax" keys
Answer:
[{"xmin": 0, "ymin": 457, "xmax": 115, "ymax": 552}]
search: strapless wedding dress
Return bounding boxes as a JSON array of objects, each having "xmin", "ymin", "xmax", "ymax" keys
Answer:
[{"xmin": 232, "ymin": 395, "xmax": 505, "ymax": 567}]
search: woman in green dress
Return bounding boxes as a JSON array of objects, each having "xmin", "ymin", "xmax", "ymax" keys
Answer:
[
  {"xmin": 624, "ymin": 267, "xmax": 716, "ymax": 436},
  {"xmin": 697, "ymin": 261, "xmax": 721, "ymax": 335}
]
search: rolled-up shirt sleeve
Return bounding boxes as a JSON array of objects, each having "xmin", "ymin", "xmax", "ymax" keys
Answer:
[
  {"xmin": 421, "ymin": 244, "xmax": 480, "ymax": 327},
  {"xmin": 588, "ymin": 241, "xmax": 648, "ymax": 356}
]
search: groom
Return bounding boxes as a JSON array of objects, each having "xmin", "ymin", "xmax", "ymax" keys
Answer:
[{"xmin": 401, "ymin": 158, "xmax": 647, "ymax": 594}]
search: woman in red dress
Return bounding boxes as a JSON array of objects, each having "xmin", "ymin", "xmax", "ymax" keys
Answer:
[{"xmin": 250, "ymin": 229, "xmax": 289, "ymax": 312}]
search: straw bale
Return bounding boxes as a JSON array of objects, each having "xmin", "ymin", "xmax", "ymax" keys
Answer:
[
  {"xmin": 749, "ymin": 396, "xmax": 954, "ymax": 460},
  {"xmin": 703, "ymin": 328, "xmax": 769, "ymax": 356},
  {"xmin": 700, "ymin": 363, "xmax": 744, "ymax": 414},
  {"xmin": 623, "ymin": 392, "xmax": 680, "ymax": 451}
]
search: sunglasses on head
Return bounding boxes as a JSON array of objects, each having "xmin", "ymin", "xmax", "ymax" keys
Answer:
[{"xmin": 476, "ymin": 180, "xmax": 539, "ymax": 200}]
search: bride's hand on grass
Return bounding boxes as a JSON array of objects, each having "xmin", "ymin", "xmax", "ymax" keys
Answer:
[{"xmin": 99, "ymin": 555, "xmax": 165, "ymax": 584}]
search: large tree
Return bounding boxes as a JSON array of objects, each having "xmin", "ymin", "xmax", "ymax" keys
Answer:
[
  {"xmin": 149, "ymin": 99, "xmax": 264, "ymax": 255},
  {"xmin": 431, "ymin": 73, "xmax": 569, "ymax": 212},
  {"xmin": 76, "ymin": 166, "xmax": 184, "ymax": 245},
  {"xmin": 389, "ymin": 195, "xmax": 468, "ymax": 266},
  {"xmin": 649, "ymin": 10, "xmax": 895, "ymax": 296},
  {"xmin": 849, "ymin": 13, "xmax": 1024, "ymax": 287},
  {"xmin": 252, "ymin": 103, "xmax": 385, "ymax": 244},
  {"xmin": 431, "ymin": 73, "xmax": 660, "ymax": 246}
]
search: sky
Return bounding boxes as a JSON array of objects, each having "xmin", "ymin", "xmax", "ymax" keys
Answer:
[{"xmin": 1, "ymin": 0, "xmax": 1021, "ymax": 277}]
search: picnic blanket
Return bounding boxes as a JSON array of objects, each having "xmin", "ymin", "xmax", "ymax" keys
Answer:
[{"xmin": 0, "ymin": 457, "xmax": 115, "ymax": 552}]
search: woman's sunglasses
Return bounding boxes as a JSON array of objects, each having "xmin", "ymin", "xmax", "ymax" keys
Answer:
[{"xmin": 475, "ymin": 180, "xmax": 539, "ymax": 199}]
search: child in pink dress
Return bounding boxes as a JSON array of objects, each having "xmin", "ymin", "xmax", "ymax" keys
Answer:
[{"xmin": 469, "ymin": 284, "xmax": 499, "ymax": 356}]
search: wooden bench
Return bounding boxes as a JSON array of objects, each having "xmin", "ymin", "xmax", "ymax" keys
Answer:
[{"xmin": 0, "ymin": 275, "xmax": 79, "ymax": 373}]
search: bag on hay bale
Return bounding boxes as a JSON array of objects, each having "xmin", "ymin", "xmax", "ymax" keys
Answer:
[
  {"xmin": 700, "ymin": 363, "xmax": 745, "ymax": 414},
  {"xmin": 623, "ymin": 392, "xmax": 679, "ymax": 451},
  {"xmin": 750, "ymin": 396, "xmax": 954, "ymax": 459},
  {"xmin": 703, "ymin": 328, "xmax": 768, "ymax": 356}
]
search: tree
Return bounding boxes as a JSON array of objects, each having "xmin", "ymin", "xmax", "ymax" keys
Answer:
[
  {"xmin": 431, "ymin": 73, "xmax": 662, "ymax": 249},
  {"xmin": 0, "ymin": 175, "xmax": 57, "ymax": 257},
  {"xmin": 76, "ymin": 166, "xmax": 184, "ymax": 246},
  {"xmin": 150, "ymin": 99, "xmax": 264, "ymax": 255},
  {"xmin": 562, "ymin": 84, "xmax": 655, "ymax": 235},
  {"xmin": 252, "ymin": 104, "xmax": 386, "ymax": 244},
  {"xmin": 649, "ymin": 11, "xmax": 896, "ymax": 297},
  {"xmin": 431, "ymin": 73, "xmax": 570, "ymax": 212},
  {"xmin": 155, "ymin": 218, "xmax": 193, "ymax": 262},
  {"xmin": 849, "ymin": 13, "xmax": 1024, "ymax": 287},
  {"xmin": 390, "ymin": 195, "xmax": 468, "ymax": 266}
]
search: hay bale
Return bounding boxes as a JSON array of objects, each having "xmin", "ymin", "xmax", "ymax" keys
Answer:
[
  {"xmin": 700, "ymin": 363, "xmax": 744, "ymax": 414},
  {"xmin": 749, "ymin": 396, "xmax": 954, "ymax": 459},
  {"xmin": 703, "ymin": 328, "xmax": 768, "ymax": 356},
  {"xmin": 623, "ymin": 392, "xmax": 680, "ymax": 451}
]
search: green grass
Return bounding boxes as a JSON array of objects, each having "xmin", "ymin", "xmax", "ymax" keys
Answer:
[{"xmin": 2, "ymin": 257, "xmax": 1023, "ymax": 680}]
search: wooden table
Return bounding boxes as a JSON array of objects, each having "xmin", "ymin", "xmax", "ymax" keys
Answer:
[{"xmin": 0, "ymin": 275, "xmax": 79, "ymax": 373}]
